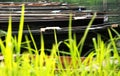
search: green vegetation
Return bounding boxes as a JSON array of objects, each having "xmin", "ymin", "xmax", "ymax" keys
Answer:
[{"xmin": 0, "ymin": 4, "xmax": 120, "ymax": 76}]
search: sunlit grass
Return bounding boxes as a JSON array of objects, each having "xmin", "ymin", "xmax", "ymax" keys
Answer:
[{"xmin": 0, "ymin": 4, "xmax": 120, "ymax": 76}]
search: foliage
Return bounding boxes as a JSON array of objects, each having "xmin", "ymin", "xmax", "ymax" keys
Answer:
[{"xmin": 0, "ymin": 4, "xmax": 120, "ymax": 76}]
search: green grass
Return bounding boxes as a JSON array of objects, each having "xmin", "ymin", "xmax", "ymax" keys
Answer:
[{"xmin": 0, "ymin": 4, "xmax": 120, "ymax": 76}]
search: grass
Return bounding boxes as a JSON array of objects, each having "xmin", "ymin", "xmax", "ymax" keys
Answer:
[{"xmin": 0, "ymin": 4, "xmax": 120, "ymax": 76}]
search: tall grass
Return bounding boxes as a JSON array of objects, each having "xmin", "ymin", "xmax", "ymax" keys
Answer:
[{"xmin": 0, "ymin": 4, "xmax": 120, "ymax": 76}]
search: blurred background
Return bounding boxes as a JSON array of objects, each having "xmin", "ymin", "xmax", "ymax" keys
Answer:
[{"xmin": 1, "ymin": 0, "xmax": 120, "ymax": 24}]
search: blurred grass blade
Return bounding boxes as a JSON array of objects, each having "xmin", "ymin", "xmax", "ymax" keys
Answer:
[
  {"xmin": 17, "ymin": 4, "xmax": 25, "ymax": 53},
  {"xmin": 0, "ymin": 30, "xmax": 7, "ymax": 37},
  {"xmin": 108, "ymin": 28, "xmax": 119, "ymax": 58},
  {"xmin": 78, "ymin": 12, "xmax": 97, "ymax": 55},
  {"xmin": 3, "ymin": 15, "xmax": 13, "ymax": 75}
]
